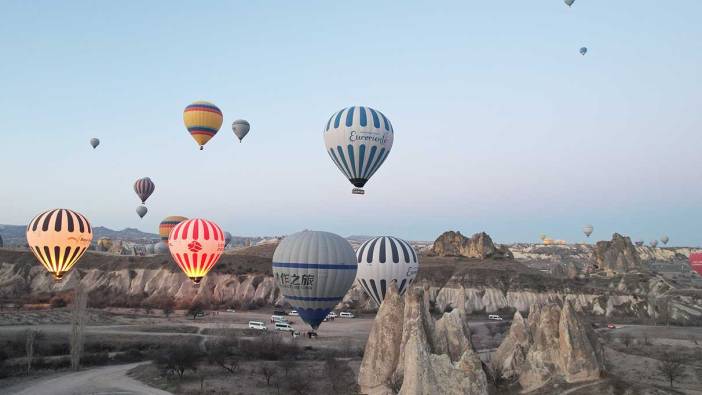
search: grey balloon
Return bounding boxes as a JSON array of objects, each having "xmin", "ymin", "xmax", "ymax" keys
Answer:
[
  {"xmin": 660, "ymin": 235, "xmax": 669, "ymax": 245},
  {"xmin": 650, "ymin": 240, "xmax": 658, "ymax": 248},
  {"xmin": 155, "ymin": 241, "xmax": 169, "ymax": 254},
  {"xmin": 580, "ymin": 47, "xmax": 588, "ymax": 56},
  {"xmin": 224, "ymin": 231, "xmax": 232, "ymax": 247},
  {"xmin": 90, "ymin": 138, "xmax": 100, "ymax": 149},
  {"xmin": 232, "ymin": 119, "xmax": 250, "ymax": 142},
  {"xmin": 564, "ymin": 0, "xmax": 575, "ymax": 6},
  {"xmin": 583, "ymin": 225, "xmax": 593, "ymax": 237},
  {"xmin": 136, "ymin": 205, "xmax": 148, "ymax": 218}
]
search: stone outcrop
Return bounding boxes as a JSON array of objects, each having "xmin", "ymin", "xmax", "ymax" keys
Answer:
[
  {"xmin": 491, "ymin": 301, "xmax": 604, "ymax": 392},
  {"xmin": 593, "ymin": 233, "xmax": 642, "ymax": 274},
  {"xmin": 358, "ymin": 284, "xmax": 488, "ymax": 395},
  {"xmin": 432, "ymin": 231, "xmax": 512, "ymax": 260}
]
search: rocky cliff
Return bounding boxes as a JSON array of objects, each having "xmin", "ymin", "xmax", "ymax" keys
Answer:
[
  {"xmin": 358, "ymin": 283, "xmax": 488, "ymax": 395},
  {"xmin": 593, "ymin": 233, "xmax": 642, "ymax": 275},
  {"xmin": 492, "ymin": 301, "xmax": 603, "ymax": 392},
  {"xmin": 432, "ymin": 231, "xmax": 513, "ymax": 260}
]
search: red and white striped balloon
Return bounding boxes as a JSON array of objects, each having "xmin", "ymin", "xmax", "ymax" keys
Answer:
[{"xmin": 167, "ymin": 218, "xmax": 225, "ymax": 284}]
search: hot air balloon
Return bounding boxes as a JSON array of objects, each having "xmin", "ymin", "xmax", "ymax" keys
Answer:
[
  {"xmin": 224, "ymin": 232, "xmax": 232, "ymax": 247},
  {"xmin": 660, "ymin": 235, "xmax": 669, "ymax": 245},
  {"xmin": 650, "ymin": 240, "xmax": 658, "ymax": 248},
  {"xmin": 635, "ymin": 240, "xmax": 644, "ymax": 247},
  {"xmin": 159, "ymin": 216, "xmax": 188, "ymax": 241},
  {"xmin": 564, "ymin": 0, "xmax": 575, "ymax": 7},
  {"xmin": 232, "ymin": 120, "xmax": 250, "ymax": 143},
  {"xmin": 168, "ymin": 218, "xmax": 225, "ymax": 284},
  {"xmin": 136, "ymin": 205, "xmax": 148, "ymax": 218},
  {"xmin": 26, "ymin": 209, "xmax": 93, "ymax": 280},
  {"xmin": 272, "ymin": 230, "xmax": 357, "ymax": 330},
  {"xmin": 539, "ymin": 234, "xmax": 547, "ymax": 241},
  {"xmin": 90, "ymin": 138, "xmax": 100, "ymax": 149},
  {"xmin": 323, "ymin": 106, "xmax": 394, "ymax": 195},
  {"xmin": 355, "ymin": 236, "xmax": 418, "ymax": 307},
  {"xmin": 583, "ymin": 225, "xmax": 593, "ymax": 238},
  {"xmin": 97, "ymin": 237, "xmax": 113, "ymax": 252},
  {"xmin": 183, "ymin": 101, "xmax": 223, "ymax": 150},
  {"xmin": 689, "ymin": 252, "xmax": 702, "ymax": 277},
  {"xmin": 580, "ymin": 47, "xmax": 588, "ymax": 56},
  {"xmin": 155, "ymin": 241, "xmax": 169, "ymax": 255},
  {"xmin": 134, "ymin": 177, "xmax": 155, "ymax": 204}
]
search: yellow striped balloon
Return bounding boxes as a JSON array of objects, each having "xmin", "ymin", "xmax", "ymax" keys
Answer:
[
  {"xmin": 159, "ymin": 215, "xmax": 188, "ymax": 241},
  {"xmin": 26, "ymin": 209, "xmax": 93, "ymax": 280},
  {"xmin": 183, "ymin": 101, "xmax": 223, "ymax": 150}
]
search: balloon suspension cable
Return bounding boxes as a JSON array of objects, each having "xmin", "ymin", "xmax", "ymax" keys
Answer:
[
  {"xmin": 352, "ymin": 188, "xmax": 365, "ymax": 195},
  {"xmin": 53, "ymin": 273, "xmax": 64, "ymax": 282}
]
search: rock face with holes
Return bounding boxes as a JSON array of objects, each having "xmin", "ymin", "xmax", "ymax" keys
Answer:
[
  {"xmin": 491, "ymin": 301, "xmax": 604, "ymax": 392},
  {"xmin": 432, "ymin": 231, "xmax": 513, "ymax": 260},
  {"xmin": 358, "ymin": 284, "xmax": 488, "ymax": 395},
  {"xmin": 593, "ymin": 233, "xmax": 642, "ymax": 275}
]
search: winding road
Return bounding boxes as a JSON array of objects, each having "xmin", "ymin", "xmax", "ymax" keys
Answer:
[{"xmin": 3, "ymin": 362, "xmax": 172, "ymax": 395}]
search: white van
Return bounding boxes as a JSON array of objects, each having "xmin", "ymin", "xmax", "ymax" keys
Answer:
[
  {"xmin": 288, "ymin": 310, "xmax": 299, "ymax": 316},
  {"xmin": 488, "ymin": 314, "xmax": 503, "ymax": 321},
  {"xmin": 326, "ymin": 312, "xmax": 338, "ymax": 319},
  {"xmin": 248, "ymin": 321, "xmax": 267, "ymax": 330},
  {"xmin": 271, "ymin": 314, "xmax": 288, "ymax": 323},
  {"xmin": 339, "ymin": 312, "xmax": 355, "ymax": 318},
  {"xmin": 275, "ymin": 322, "xmax": 295, "ymax": 332}
]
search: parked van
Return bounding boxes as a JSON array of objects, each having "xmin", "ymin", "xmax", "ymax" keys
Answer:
[
  {"xmin": 326, "ymin": 312, "xmax": 338, "ymax": 319},
  {"xmin": 274, "ymin": 322, "xmax": 295, "ymax": 332},
  {"xmin": 339, "ymin": 312, "xmax": 355, "ymax": 318},
  {"xmin": 271, "ymin": 314, "xmax": 287, "ymax": 323},
  {"xmin": 488, "ymin": 314, "xmax": 503, "ymax": 321},
  {"xmin": 288, "ymin": 310, "xmax": 299, "ymax": 316},
  {"xmin": 248, "ymin": 321, "xmax": 267, "ymax": 330}
]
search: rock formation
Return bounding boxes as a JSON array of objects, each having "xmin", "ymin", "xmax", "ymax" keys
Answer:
[
  {"xmin": 491, "ymin": 301, "xmax": 604, "ymax": 392},
  {"xmin": 358, "ymin": 283, "xmax": 488, "ymax": 395},
  {"xmin": 432, "ymin": 231, "xmax": 512, "ymax": 260},
  {"xmin": 593, "ymin": 233, "xmax": 642, "ymax": 275}
]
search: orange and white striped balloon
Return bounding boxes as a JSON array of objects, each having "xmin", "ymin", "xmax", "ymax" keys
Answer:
[
  {"xmin": 26, "ymin": 209, "xmax": 93, "ymax": 280},
  {"xmin": 168, "ymin": 218, "xmax": 225, "ymax": 284}
]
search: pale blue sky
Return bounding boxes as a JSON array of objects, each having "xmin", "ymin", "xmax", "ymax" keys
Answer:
[{"xmin": 1, "ymin": 1, "xmax": 701, "ymax": 245}]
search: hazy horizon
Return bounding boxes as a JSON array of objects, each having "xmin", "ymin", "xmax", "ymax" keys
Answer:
[{"xmin": 1, "ymin": 1, "xmax": 701, "ymax": 246}]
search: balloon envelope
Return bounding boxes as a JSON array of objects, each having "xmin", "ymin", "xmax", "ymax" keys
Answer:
[
  {"xmin": 184, "ymin": 101, "xmax": 223, "ymax": 150},
  {"xmin": 355, "ymin": 236, "xmax": 418, "ymax": 307},
  {"xmin": 660, "ymin": 235, "xmax": 669, "ymax": 245},
  {"xmin": 159, "ymin": 216, "xmax": 188, "ymax": 241},
  {"xmin": 564, "ymin": 0, "xmax": 575, "ymax": 6},
  {"xmin": 136, "ymin": 205, "xmax": 148, "ymax": 218},
  {"xmin": 224, "ymin": 231, "xmax": 232, "ymax": 247},
  {"xmin": 232, "ymin": 119, "xmax": 250, "ymax": 142},
  {"xmin": 272, "ymin": 230, "xmax": 357, "ymax": 330},
  {"xmin": 580, "ymin": 47, "xmax": 588, "ymax": 55},
  {"xmin": 134, "ymin": 177, "xmax": 155, "ymax": 204},
  {"xmin": 26, "ymin": 209, "xmax": 93, "ymax": 280},
  {"xmin": 90, "ymin": 138, "xmax": 100, "ymax": 149},
  {"xmin": 583, "ymin": 225, "xmax": 593, "ymax": 237},
  {"xmin": 650, "ymin": 240, "xmax": 658, "ymax": 247},
  {"xmin": 168, "ymin": 218, "xmax": 225, "ymax": 284},
  {"xmin": 323, "ymin": 106, "xmax": 394, "ymax": 192},
  {"xmin": 155, "ymin": 241, "xmax": 169, "ymax": 254}
]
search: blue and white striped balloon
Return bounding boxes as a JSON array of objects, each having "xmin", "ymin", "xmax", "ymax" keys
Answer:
[
  {"xmin": 323, "ymin": 106, "xmax": 394, "ymax": 193},
  {"xmin": 272, "ymin": 230, "xmax": 357, "ymax": 330},
  {"xmin": 355, "ymin": 236, "xmax": 419, "ymax": 307}
]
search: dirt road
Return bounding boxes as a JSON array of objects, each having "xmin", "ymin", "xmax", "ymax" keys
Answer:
[{"xmin": 3, "ymin": 362, "xmax": 172, "ymax": 395}]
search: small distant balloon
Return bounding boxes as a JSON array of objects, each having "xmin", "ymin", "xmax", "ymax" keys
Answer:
[
  {"xmin": 90, "ymin": 138, "xmax": 100, "ymax": 149},
  {"xmin": 564, "ymin": 0, "xmax": 575, "ymax": 6},
  {"xmin": 155, "ymin": 241, "xmax": 169, "ymax": 254},
  {"xmin": 136, "ymin": 205, "xmax": 148, "ymax": 218},
  {"xmin": 583, "ymin": 225, "xmax": 593, "ymax": 238},
  {"xmin": 650, "ymin": 240, "xmax": 658, "ymax": 248},
  {"xmin": 580, "ymin": 47, "xmax": 588, "ymax": 56},
  {"xmin": 224, "ymin": 231, "xmax": 232, "ymax": 247},
  {"xmin": 134, "ymin": 177, "xmax": 155, "ymax": 204},
  {"xmin": 660, "ymin": 235, "xmax": 669, "ymax": 245},
  {"xmin": 232, "ymin": 120, "xmax": 250, "ymax": 143}
]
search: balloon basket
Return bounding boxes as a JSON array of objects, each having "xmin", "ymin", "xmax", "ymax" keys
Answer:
[{"xmin": 352, "ymin": 188, "xmax": 365, "ymax": 195}]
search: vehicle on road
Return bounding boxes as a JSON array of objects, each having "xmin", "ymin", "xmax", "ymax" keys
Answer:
[
  {"xmin": 607, "ymin": 323, "xmax": 616, "ymax": 329},
  {"xmin": 271, "ymin": 314, "xmax": 288, "ymax": 323},
  {"xmin": 326, "ymin": 312, "xmax": 337, "ymax": 320},
  {"xmin": 339, "ymin": 312, "xmax": 355, "ymax": 318},
  {"xmin": 288, "ymin": 310, "xmax": 299, "ymax": 316},
  {"xmin": 249, "ymin": 321, "xmax": 267, "ymax": 330},
  {"xmin": 273, "ymin": 310, "xmax": 287, "ymax": 316},
  {"xmin": 488, "ymin": 314, "xmax": 503, "ymax": 321},
  {"xmin": 226, "ymin": 308, "xmax": 236, "ymax": 313},
  {"xmin": 275, "ymin": 322, "xmax": 295, "ymax": 332}
]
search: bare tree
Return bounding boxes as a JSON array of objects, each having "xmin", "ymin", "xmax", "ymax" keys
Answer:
[
  {"xmin": 620, "ymin": 333, "xmax": 633, "ymax": 348},
  {"xmin": 657, "ymin": 353, "xmax": 688, "ymax": 388},
  {"xmin": 154, "ymin": 343, "xmax": 201, "ymax": 378},
  {"xmin": 657, "ymin": 297, "xmax": 672, "ymax": 327},
  {"xmin": 207, "ymin": 339, "xmax": 240, "ymax": 374},
  {"xmin": 643, "ymin": 332, "xmax": 651, "ymax": 346},
  {"xmin": 25, "ymin": 329, "xmax": 37, "ymax": 375},
  {"xmin": 259, "ymin": 363, "xmax": 277, "ymax": 385},
  {"xmin": 287, "ymin": 370, "xmax": 312, "ymax": 395},
  {"xmin": 188, "ymin": 301, "xmax": 205, "ymax": 320},
  {"xmin": 161, "ymin": 298, "xmax": 175, "ymax": 319},
  {"xmin": 279, "ymin": 357, "xmax": 295, "ymax": 377},
  {"xmin": 70, "ymin": 284, "xmax": 87, "ymax": 371}
]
